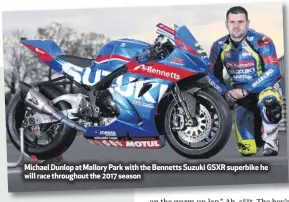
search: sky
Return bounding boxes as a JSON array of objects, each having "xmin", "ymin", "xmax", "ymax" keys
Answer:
[{"xmin": 2, "ymin": 1, "xmax": 284, "ymax": 57}]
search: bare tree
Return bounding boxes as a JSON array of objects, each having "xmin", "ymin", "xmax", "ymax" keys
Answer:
[
  {"xmin": 4, "ymin": 21, "xmax": 111, "ymax": 101},
  {"xmin": 36, "ymin": 21, "xmax": 110, "ymax": 92},
  {"xmin": 72, "ymin": 32, "xmax": 110, "ymax": 58},
  {"xmin": 3, "ymin": 29, "xmax": 40, "ymax": 95}
]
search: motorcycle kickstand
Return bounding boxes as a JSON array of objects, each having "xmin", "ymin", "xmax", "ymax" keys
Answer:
[{"xmin": 7, "ymin": 125, "xmax": 63, "ymax": 168}]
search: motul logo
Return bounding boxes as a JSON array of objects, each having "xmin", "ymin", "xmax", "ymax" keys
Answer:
[
  {"xmin": 88, "ymin": 139, "xmax": 162, "ymax": 149},
  {"xmin": 126, "ymin": 140, "xmax": 161, "ymax": 148},
  {"xmin": 133, "ymin": 64, "xmax": 180, "ymax": 80}
]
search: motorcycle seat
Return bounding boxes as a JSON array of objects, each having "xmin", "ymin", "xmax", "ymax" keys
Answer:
[{"xmin": 56, "ymin": 55, "xmax": 93, "ymax": 68}]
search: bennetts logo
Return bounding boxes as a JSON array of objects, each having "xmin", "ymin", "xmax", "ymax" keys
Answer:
[{"xmin": 133, "ymin": 64, "xmax": 180, "ymax": 80}]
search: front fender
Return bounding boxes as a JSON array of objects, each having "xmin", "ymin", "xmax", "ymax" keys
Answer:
[{"xmin": 185, "ymin": 82, "xmax": 211, "ymax": 94}]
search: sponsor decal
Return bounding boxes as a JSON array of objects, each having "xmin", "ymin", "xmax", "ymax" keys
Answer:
[
  {"xmin": 208, "ymin": 78, "xmax": 223, "ymax": 93},
  {"xmin": 88, "ymin": 139, "xmax": 162, "ymax": 148},
  {"xmin": 252, "ymin": 69, "xmax": 274, "ymax": 87},
  {"xmin": 126, "ymin": 140, "xmax": 160, "ymax": 148},
  {"xmin": 62, "ymin": 60, "xmax": 169, "ymax": 104},
  {"xmin": 156, "ymin": 23, "xmax": 176, "ymax": 36},
  {"xmin": 35, "ymin": 48, "xmax": 45, "ymax": 54},
  {"xmin": 134, "ymin": 99, "xmax": 154, "ymax": 108},
  {"xmin": 156, "ymin": 28, "xmax": 175, "ymax": 40},
  {"xmin": 141, "ymin": 103, "xmax": 154, "ymax": 108},
  {"xmin": 228, "ymin": 67, "xmax": 255, "ymax": 74},
  {"xmin": 134, "ymin": 99, "xmax": 142, "ymax": 105},
  {"xmin": 99, "ymin": 131, "xmax": 116, "ymax": 136},
  {"xmin": 226, "ymin": 60, "xmax": 255, "ymax": 69},
  {"xmin": 224, "ymin": 51, "xmax": 231, "ymax": 58},
  {"xmin": 258, "ymin": 35, "xmax": 272, "ymax": 47},
  {"xmin": 93, "ymin": 137, "xmax": 118, "ymax": 140},
  {"xmin": 247, "ymin": 36, "xmax": 254, "ymax": 41},
  {"xmin": 27, "ymin": 94, "xmax": 39, "ymax": 105},
  {"xmin": 132, "ymin": 64, "xmax": 181, "ymax": 80},
  {"xmin": 266, "ymin": 127, "xmax": 278, "ymax": 136},
  {"xmin": 23, "ymin": 44, "xmax": 54, "ymax": 62},
  {"xmin": 242, "ymin": 52, "xmax": 252, "ymax": 57},
  {"xmin": 232, "ymin": 74, "xmax": 253, "ymax": 81},
  {"xmin": 262, "ymin": 56, "xmax": 279, "ymax": 65},
  {"xmin": 170, "ymin": 57, "xmax": 184, "ymax": 66}
]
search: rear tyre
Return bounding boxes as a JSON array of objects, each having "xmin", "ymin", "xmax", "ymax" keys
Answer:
[{"xmin": 6, "ymin": 84, "xmax": 77, "ymax": 160}]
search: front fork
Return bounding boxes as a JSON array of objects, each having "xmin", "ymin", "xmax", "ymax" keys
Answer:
[{"xmin": 171, "ymin": 84, "xmax": 197, "ymax": 125}]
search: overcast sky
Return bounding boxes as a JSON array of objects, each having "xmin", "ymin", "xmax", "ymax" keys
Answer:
[{"xmin": 2, "ymin": 1, "xmax": 284, "ymax": 57}]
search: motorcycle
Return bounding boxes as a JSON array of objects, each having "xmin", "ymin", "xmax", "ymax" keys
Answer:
[{"xmin": 6, "ymin": 23, "xmax": 232, "ymax": 160}]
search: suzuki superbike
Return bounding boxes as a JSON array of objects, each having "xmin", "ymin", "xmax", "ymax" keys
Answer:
[{"xmin": 6, "ymin": 23, "xmax": 232, "ymax": 160}]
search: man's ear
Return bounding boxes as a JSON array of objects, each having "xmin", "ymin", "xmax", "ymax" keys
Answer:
[{"xmin": 247, "ymin": 20, "xmax": 250, "ymax": 28}]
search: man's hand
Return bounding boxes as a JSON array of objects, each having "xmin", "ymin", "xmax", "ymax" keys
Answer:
[{"xmin": 225, "ymin": 88, "xmax": 248, "ymax": 103}]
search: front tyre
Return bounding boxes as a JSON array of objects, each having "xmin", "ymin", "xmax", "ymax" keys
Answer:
[{"xmin": 164, "ymin": 87, "xmax": 232, "ymax": 159}]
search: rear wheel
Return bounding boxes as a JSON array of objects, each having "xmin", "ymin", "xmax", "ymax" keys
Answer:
[
  {"xmin": 6, "ymin": 84, "xmax": 77, "ymax": 160},
  {"xmin": 164, "ymin": 87, "xmax": 232, "ymax": 159}
]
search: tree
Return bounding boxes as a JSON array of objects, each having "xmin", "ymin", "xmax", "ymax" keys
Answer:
[
  {"xmin": 36, "ymin": 21, "xmax": 110, "ymax": 92},
  {"xmin": 3, "ymin": 29, "xmax": 40, "ymax": 95},
  {"xmin": 3, "ymin": 21, "xmax": 110, "ymax": 102}
]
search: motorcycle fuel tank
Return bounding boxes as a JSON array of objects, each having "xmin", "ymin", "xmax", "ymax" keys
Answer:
[{"xmin": 94, "ymin": 38, "xmax": 152, "ymax": 71}]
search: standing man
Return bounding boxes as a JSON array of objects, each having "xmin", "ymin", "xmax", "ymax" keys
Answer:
[{"xmin": 207, "ymin": 6, "xmax": 283, "ymax": 156}]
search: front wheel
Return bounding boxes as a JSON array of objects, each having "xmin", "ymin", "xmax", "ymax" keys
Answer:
[{"xmin": 164, "ymin": 87, "xmax": 232, "ymax": 159}]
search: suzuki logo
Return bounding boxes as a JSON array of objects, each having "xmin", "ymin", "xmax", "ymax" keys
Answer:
[{"xmin": 62, "ymin": 63, "xmax": 168, "ymax": 104}]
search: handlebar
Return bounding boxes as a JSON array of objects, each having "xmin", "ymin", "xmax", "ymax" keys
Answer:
[
  {"xmin": 135, "ymin": 49, "xmax": 151, "ymax": 61},
  {"xmin": 135, "ymin": 36, "xmax": 173, "ymax": 63},
  {"xmin": 135, "ymin": 43, "xmax": 163, "ymax": 63}
]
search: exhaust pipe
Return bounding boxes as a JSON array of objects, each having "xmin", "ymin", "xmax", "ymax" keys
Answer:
[{"xmin": 19, "ymin": 81, "xmax": 86, "ymax": 133}]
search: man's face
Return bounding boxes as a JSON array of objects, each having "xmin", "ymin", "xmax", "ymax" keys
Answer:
[{"xmin": 226, "ymin": 13, "xmax": 250, "ymax": 41}]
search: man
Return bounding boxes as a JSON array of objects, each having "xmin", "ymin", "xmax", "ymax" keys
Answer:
[{"xmin": 207, "ymin": 6, "xmax": 283, "ymax": 156}]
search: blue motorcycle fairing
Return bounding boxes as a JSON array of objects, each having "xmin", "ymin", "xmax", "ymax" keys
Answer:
[
  {"xmin": 20, "ymin": 23, "xmax": 211, "ymax": 141},
  {"xmin": 83, "ymin": 77, "xmax": 174, "ymax": 138}
]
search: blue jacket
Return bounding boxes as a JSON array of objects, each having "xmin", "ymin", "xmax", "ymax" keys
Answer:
[{"xmin": 207, "ymin": 28, "xmax": 281, "ymax": 95}]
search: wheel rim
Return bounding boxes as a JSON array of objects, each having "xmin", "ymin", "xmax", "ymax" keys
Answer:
[
  {"xmin": 23, "ymin": 109, "xmax": 62, "ymax": 146},
  {"xmin": 11, "ymin": 91, "xmax": 65, "ymax": 148},
  {"xmin": 168, "ymin": 93, "xmax": 221, "ymax": 149}
]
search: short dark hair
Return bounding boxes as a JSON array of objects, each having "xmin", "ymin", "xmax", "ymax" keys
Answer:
[{"xmin": 226, "ymin": 6, "xmax": 248, "ymax": 20}]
